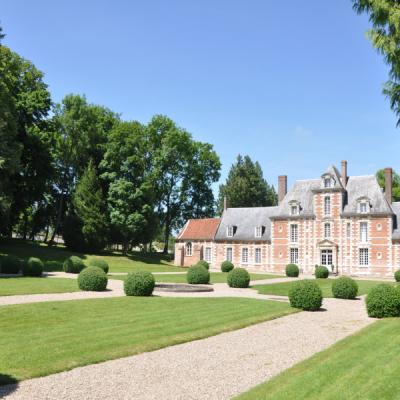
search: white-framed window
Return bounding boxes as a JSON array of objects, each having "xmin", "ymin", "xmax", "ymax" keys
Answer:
[
  {"xmin": 185, "ymin": 242, "xmax": 192, "ymax": 256},
  {"xmin": 291, "ymin": 205, "xmax": 299, "ymax": 215},
  {"xmin": 255, "ymin": 247, "xmax": 262, "ymax": 264},
  {"xmin": 205, "ymin": 247, "xmax": 212, "ymax": 262},
  {"xmin": 360, "ymin": 222, "xmax": 368, "ymax": 243},
  {"xmin": 290, "ymin": 248, "xmax": 299, "ymax": 264},
  {"xmin": 227, "ymin": 225, "xmax": 234, "ymax": 237},
  {"xmin": 226, "ymin": 247, "xmax": 232, "ymax": 262},
  {"xmin": 324, "ymin": 196, "xmax": 331, "ymax": 215},
  {"xmin": 241, "ymin": 247, "xmax": 249, "ymax": 264},
  {"xmin": 359, "ymin": 248, "xmax": 369, "ymax": 266},
  {"xmin": 359, "ymin": 201, "xmax": 369, "ymax": 214},
  {"xmin": 290, "ymin": 224, "xmax": 298, "ymax": 243},
  {"xmin": 324, "ymin": 177, "xmax": 332, "ymax": 188},
  {"xmin": 255, "ymin": 226, "xmax": 262, "ymax": 238},
  {"xmin": 324, "ymin": 222, "xmax": 331, "ymax": 239},
  {"xmin": 346, "ymin": 222, "xmax": 351, "ymax": 239}
]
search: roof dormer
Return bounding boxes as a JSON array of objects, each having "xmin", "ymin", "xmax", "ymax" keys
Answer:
[
  {"xmin": 321, "ymin": 174, "xmax": 335, "ymax": 189},
  {"xmin": 356, "ymin": 196, "xmax": 371, "ymax": 214},
  {"xmin": 289, "ymin": 200, "xmax": 301, "ymax": 216}
]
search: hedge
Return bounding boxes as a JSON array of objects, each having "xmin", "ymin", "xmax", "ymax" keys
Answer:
[
  {"xmin": 395, "ymin": 269, "xmax": 400, "ymax": 282},
  {"xmin": 289, "ymin": 280, "xmax": 322, "ymax": 311},
  {"xmin": 315, "ymin": 265, "xmax": 329, "ymax": 279},
  {"xmin": 88, "ymin": 259, "xmax": 109, "ymax": 274},
  {"xmin": 227, "ymin": 268, "xmax": 250, "ymax": 288},
  {"xmin": 331, "ymin": 277, "xmax": 358, "ymax": 299},
  {"xmin": 0, "ymin": 255, "xmax": 21, "ymax": 274},
  {"xmin": 187, "ymin": 265, "xmax": 210, "ymax": 284},
  {"xmin": 124, "ymin": 271, "xmax": 155, "ymax": 296},
  {"xmin": 63, "ymin": 256, "xmax": 85, "ymax": 274},
  {"xmin": 196, "ymin": 260, "xmax": 210, "ymax": 270},
  {"xmin": 285, "ymin": 264, "xmax": 299, "ymax": 277},
  {"xmin": 22, "ymin": 257, "xmax": 44, "ymax": 277},
  {"xmin": 366, "ymin": 284, "xmax": 400, "ymax": 318},
  {"xmin": 78, "ymin": 266, "xmax": 108, "ymax": 291},
  {"xmin": 221, "ymin": 260, "xmax": 234, "ymax": 273}
]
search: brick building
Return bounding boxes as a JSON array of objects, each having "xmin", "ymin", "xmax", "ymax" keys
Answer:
[{"xmin": 175, "ymin": 162, "xmax": 400, "ymax": 277}]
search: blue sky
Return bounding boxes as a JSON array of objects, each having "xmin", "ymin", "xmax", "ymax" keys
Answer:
[{"xmin": 2, "ymin": 0, "xmax": 400, "ymax": 191}]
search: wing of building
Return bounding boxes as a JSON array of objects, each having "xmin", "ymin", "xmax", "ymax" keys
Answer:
[{"xmin": 175, "ymin": 161, "xmax": 400, "ymax": 278}]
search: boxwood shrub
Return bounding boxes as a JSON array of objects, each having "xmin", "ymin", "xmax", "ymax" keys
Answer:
[
  {"xmin": 289, "ymin": 280, "xmax": 323, "ymax": 311},
  {"xmin": 221, "ymin": 260, "xmax": 234, "ymax": 273},
  {"xmin": 187, "ymin": 265, "xmax": 210, "ymax": 284},
  {"xmin": 78, "ymin": 266, "xmax": 108, "ymax": 291},
  {"xmin": 285, "ymin": 263, "xmax": 299, "ymax": 277},
  {"xmin": 124, "ymin": 271, "xmax": 155, "ymax": 296},
  {"xmin": 88, "ymin": 258, "xmax": 109, "ymax": 274},
  {"xmin": 63, "ymin": 256, "xmax": 85, "ymax": 274},
  {"xmin": 227, "ymin": 268, "xmax": 250, "ymax": 288},
  {"xmin": 315, "ymin": 265, "xmax": 329, "ymax": 279},
  {"xmin": 22, "ymin": 257, "xmax": 44, "ymax": 277},
  {"xmin": 395, "ymin": 270, "xmax": 400, "ymax": 282},
  {"xmin": 331, "ymin": 276, "xmax": 358, "ymax": 299},
  {"xmin": 0, "ymin": 255, "xmax": 21, "ymax": 274},
  {"xmin": 366, "ymin": 284, "xmax": 400, "ymax": 318},
  {"xmin": 196, "ymin": 260, "xmax": 210, "ymax": 270}
]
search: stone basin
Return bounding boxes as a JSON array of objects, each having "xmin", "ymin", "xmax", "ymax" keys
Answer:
[{"xmin": 155, "ymin": 283, "xmax": 214, "ymax": 293}]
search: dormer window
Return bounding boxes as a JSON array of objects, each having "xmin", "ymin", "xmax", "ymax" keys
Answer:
[
  {"xmin": 324, "ymin": 177, "xmax": 332, "ymax": 188},
  {"xmin": 227, "ymin": 225, "xmax": 234, "ymax": 237},
  {"xmin": 255, "ymin": 226, "xmax": 263, "ymax": 238},
  {"xmin": 357, "ymin": 198, "xmax": 370, "ymax": 214},
  {"xmin": 289, "ymin": 200, "xmax": 300, "ymax": 216},
  {"xmin": 360, "ymin": 202, "xmax": 368, "ymax": 213}
]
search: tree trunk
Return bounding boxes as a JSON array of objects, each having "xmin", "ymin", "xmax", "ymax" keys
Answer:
[
  {"xmin": 22, "ymin": 211, "xmax": 28, "ymax": 240},
  {"xmin": 49, "ymin": 193, "xmax": 64, "ymax": 244},
  {"xmin": 44, "ymin": 225, "xmax": 49, "ymax": 243},
  {"xmin": 163, "ymin": 220, "xmax": 170, "ymax": 254}
]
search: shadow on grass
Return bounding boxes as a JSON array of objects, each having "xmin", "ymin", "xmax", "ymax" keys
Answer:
[{"xmin": 0, "ymin": 374, "xmax": 19, "ymax": 395}]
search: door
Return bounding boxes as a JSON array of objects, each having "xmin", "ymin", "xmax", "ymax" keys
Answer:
[{"xmin": 320, "ymin": 249, "xmax": 333, "ymax": 267}]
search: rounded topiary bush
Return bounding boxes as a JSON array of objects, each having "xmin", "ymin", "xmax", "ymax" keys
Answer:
[
  {"xmin": 289, "ymin": 280, "xmax": 323, "ymax": 311},
  {"xmin": 196, "ymin": 260, "xmax": 209, "ymax": 270},
  {"xmin": 88, "ymin": 258, "xmax": 109, "ymax": 274},
  {"xmin": 315, "ymin": 265, "xmax": 329, "ymax": 279},
  {"xmin": 366, "ymin": 284, "xmax": 400, "ymax": 318},
  {"xmin": 331, "ymin": 277, "xmax": 358, "ymax": 299},
  {"xmin": 78, "ymin": 266, "xmax": 108, "ymax": 291},
  {"xmin": 22, "ymin": 257, "xmax": 44, "ymax": 277},
  {"xmin": 124, "ymin": 271, "xmax": 155, "ymax": 296},
  {"xmin": 63, "ymin": 256, "xmax": 85, "ymax": 274},
  {"xmin": 221, "ymin": 260, "xmax": 234, "ymax": 273},
  {"xmin": 0, "ymin": 255, "xmax": 21, "ymax": 274},
  {"xmin": 395, "ymin": 270, "xmax": 400, "ymax": 282},
  {"xmin": 187, "ymin": 265, "xmax": 210, "ymax": 284},
  {"xmin": 227, "ymin": 268, "xmax": 250, "ymax": 288},
  {"xmin": 285, "ymin": 263, "xmax": 299, "ymax": 277}
]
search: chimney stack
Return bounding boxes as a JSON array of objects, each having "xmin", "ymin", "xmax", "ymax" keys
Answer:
[
  {"xmin": 278, "ymin": 175, "xmax": 287, "ymax": 204},
  {"xmin": 384, "ymin": 167, "xmax": 393, "ymax": 204},
  {"xmin": 223, "ymin": 196, "xmax": 228, "ymax": 211},
  {"xmin": 341, "ymin": 160, "xmax": 347, "ymax": 187}
]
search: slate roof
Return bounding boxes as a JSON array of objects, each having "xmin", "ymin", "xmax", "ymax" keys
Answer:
[
  {"xmin": 177, "ymin": 218, "xmax": 220, "ymax": 240},
  {"xmin": 214, "ymin": 206, "xmax": 278, "ymax": 242},
  {"xmin": 391, "ymin": 202, "xmax": 400, "ymax": 240},
  {"xmin": 321, "ymin": 165, "xmax": 344, "ymax": 190}
]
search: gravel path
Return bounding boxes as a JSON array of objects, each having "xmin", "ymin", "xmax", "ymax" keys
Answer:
[{"xmin": 0, "ymin": 296, "xmax": 373, "ymax": 400}]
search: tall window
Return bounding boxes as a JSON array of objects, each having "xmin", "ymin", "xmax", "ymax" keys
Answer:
[
  {"xmin": 324, "ymin": 196, "xmax": 331, "ymax": 215},
  {"xmin": 324, "ymin": 223, "xmax": 331, "ymax": 239},
  {"xmin": 226, "ymin": 247, "xmax": 232, "ymax": 262},
  {"xmin": 255, "ymin": 248, "xmax": 262, "ymax": 264},
  {"xmin": 291, "ymin": 205, "xmax": 299, "ymax": 215},
  {"xmin": 185, "ymin": 242, "xmax": 192, "ymax": 256},
  {"xmin": 227, "ymin": 226, "xmax": 234, "ymax": 237},
  {"xmin": 205, "ymin": 247, "xmax": 211, "ymax": 262},
  {"xmin": 255, "ymin": 226, "xmax": 262, "ymax": 238},
  {"xmin": 360, "ymin": 222, "xmax": 368, "ymax": 243},
  {"xmin": 290, "ymin": 248, "xmax": 299, "ymax": 264},
  {"xmin": 359, "ymin": 202, "xmax": 368, "ymax": 214},
  {"xmin": 290, "ymin": 224, "xmax": 298, "ymax": 243},
  {"xmin": 241, "ymin": 247, "xmax": 248, "ymax": 264},
  {"xmin": 359, "ymin": 248, "xmax": 369, "ymax": 266},
  {"xmin": 346, "ymin": 222, "xmax": 351, "ymax": 239}
]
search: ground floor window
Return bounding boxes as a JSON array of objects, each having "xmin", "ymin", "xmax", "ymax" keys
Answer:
[
  {"xmin": 359, "ymin": 248, "xmax": 369, "ymax": 266},
  {"xmin": 255, "ymin": 247, "xmax": 261, "ymax": 264},
  {"xmin": 205, "ymin": 247, "xmax": 211, "ymax": 262},
  {"xmin": 226, "ymin": 247, "xmax": 232, "ymax": 262},
  {"xmin": 185, "ymin": 242, "xmax": 192, "ymax": 256},
  {"xmin": 290, "ymin": 248, "xmax": 298, "ymax": 264},
  {"xmin": 241, "ymin": 247, "xmax": 248, "ymax": 264},
  {"xmin": 321, "ymin": 249, "xmax": 333, "ymax": 266}
]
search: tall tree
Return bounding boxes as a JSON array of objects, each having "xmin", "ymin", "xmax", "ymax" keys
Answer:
[
  {"xmin": 376, "ymin": 168, "xmax": 400, "ymax": 201},
  {"xmin": 218, "ymin": 155, "xmax": 277, "ymax": 212},
  {"xmin": 73, "ymin": 160, "xmax": 108, "ymax": 251},
  {"xmin": 353, "ymin": 0, "xmax": 400, "ymax": 125}
]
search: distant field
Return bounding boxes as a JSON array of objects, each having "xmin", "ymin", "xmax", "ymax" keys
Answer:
[
  {"xmin": 0, "ymin": 240, "xmax": 182, "ymax": 273},
  {"xmin": 253, "ymin": 278, "xmax": 396, "ymax": 297}
]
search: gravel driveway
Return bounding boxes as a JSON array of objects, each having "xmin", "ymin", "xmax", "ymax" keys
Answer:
[{"xmin": 0, "ymin": 296, "xmax": 373, "ymax": 400}]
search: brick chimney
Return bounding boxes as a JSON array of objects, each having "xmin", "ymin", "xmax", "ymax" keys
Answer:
[
  {"xmin": 278, "ymin": 175, "xmax": 287, "ymax": 204},
  {"xmin": 341, "ymin": 160, "xmax": 347, "ymax": 187},
  {"xmin": 223, "ymin": 196, "xmax": 228, "ymax": 211},
  {"xmin": 384, "ymin": 167, "xmax": 393, "ymax": 204}
]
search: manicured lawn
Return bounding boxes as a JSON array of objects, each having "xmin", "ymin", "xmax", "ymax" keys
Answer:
[
  {"xmin": 110, "ymin": 272, "xmax": 282, "ymax": 283},
  {"xmin": 0, "ymin": 277, "xmax": 80, "ymax": 296},
  {"xmin": 253, "ymin": 279, "xmax": 395, "ymax": 297},
  {"xmin": 0, "ymin": 239, "xmax": 181, "ymax": 273},
  {"xmin": 0, "ymin": 297, "xmax": 296, "ymax": 384},
  {"xmin": 235, "ymin": 319, "xmax": 400, "ymax": 400}
]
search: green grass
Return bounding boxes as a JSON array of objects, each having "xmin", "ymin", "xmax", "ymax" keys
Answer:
[
  {"xmin": 0, "ymin": 296, "xmax": 296, "ymax": 384},
  {"xmin": 235, "ymin": 319, "xmax": 400, "ymax": 400},
  {"xmin": 0, "ymin": 239, "xmax": 182, "ymax": 273},
  {"xmin": 0, "ymin": 277, "xmax": 80, "ymax": 296},
  {"xmin": 110, "ymin": 272, "xmax": 282, "ymax": 283},
  {"xmin": 253, "ymin": 279, "xmax": 394, "ymax": 297}
]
